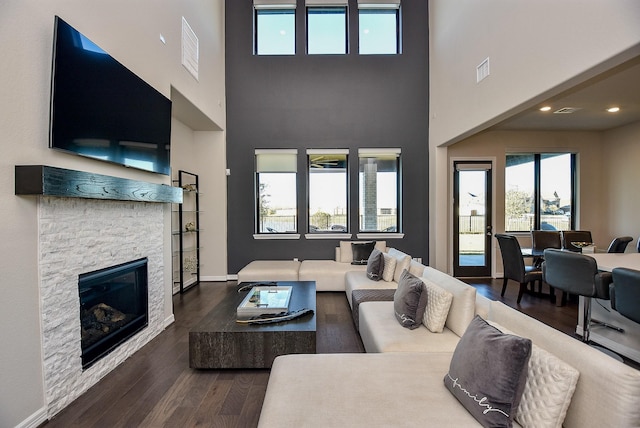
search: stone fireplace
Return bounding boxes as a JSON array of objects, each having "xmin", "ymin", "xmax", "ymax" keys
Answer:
[{"xmin": 38, "ymin": 196, "xmax": 168, "ymax": 417}]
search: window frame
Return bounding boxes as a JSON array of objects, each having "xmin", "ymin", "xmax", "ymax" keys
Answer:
[
  {"xmin": 504, "ymin": 152, "xmax": 576, "ymax": 233},
  {"xmin": 357, "ymin": 148, "xmax": 401, "ymax": 234},
  {"xmin": 357, "ymin": 6, "xmax": 401, "ymax": 55},
  {"xmin": 306, "ymin": 5, "xmax": 349, "ymax": 55},
  {"xmin": 254, "ymin": 149, "xmax": 300, "ymax": 239},
  {"xmin": 306, "ymin": 149, "xmax": 350, "ymax": 236},
  {"xmin": 254, "ymin": 6, "xmax": 297, "ymax": 56}
]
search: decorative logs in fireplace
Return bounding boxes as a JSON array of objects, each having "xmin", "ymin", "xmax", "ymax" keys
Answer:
[{"xmin": 81, "ymin": 303, "xmax": 134, "ymax": 349}]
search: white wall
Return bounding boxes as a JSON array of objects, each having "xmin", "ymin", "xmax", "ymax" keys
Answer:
[
  {"xmin": 171, "ymin": 119, "xmax": 228, "ymax": 284},
  {"xmin": 0, "ymin": 1, "xmax": 225, "ymax": 426},
  {"xmin": 602, "ymin": 121, "xmax": 640, "ymax": 249},
  {"xmin": 428, "ymin": 0, "xmax": 640, "ymax": 270}
]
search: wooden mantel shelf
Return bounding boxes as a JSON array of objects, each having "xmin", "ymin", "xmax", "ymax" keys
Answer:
[{"xmin": 15, "ymin": 165, "xmax": 183, "ymax": 204}]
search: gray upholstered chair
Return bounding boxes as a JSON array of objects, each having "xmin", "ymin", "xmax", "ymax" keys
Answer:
[
  {"xmin": 495, "ymin": 234, "xmax": 543, "ymax": 304},
  {"xmin": 542, "ymin": 248, "xmax": 612, "ymax": 342},
  {"xmin": 610, "ymin": 268, "xmax": 640, "ymax": 324},
  {"xmin": 531, "ymin": 230, "xmax": 561, "ymax": 268},
  {"xmin": 561, "ymin": 230, "xmax": 592, "ymax": 252},
  {"xmin": 606, "ymin": 236, "xmax": 633, "ymax": 253}
]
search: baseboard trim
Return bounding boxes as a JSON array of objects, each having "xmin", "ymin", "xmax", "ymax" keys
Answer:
[
  {"xmin": 201, "ymin": 275, "xmax": 229, "ymax": 282},
  {"xmin": 227, "ymin": 274, "xmax": 238, "ymax": 281},
  {"xmin": 164, "ymin": 314, "xmax": 175, "ymax": 329},
  {"xmin": 15, "ymin": 406, "xmax": 48, "ymax": 428}
]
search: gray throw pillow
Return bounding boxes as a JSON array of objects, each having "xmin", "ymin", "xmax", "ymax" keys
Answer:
[
  {"xmin": 444, "ymin": 315, "xmax": 532, "ymax": 428},
  {"xmin": 366, "ymin": 249, "xmax": 385, "ymax": 281},
  {"xmin": 351, "ymin": 241, "xmax": 376, "ymax": 265},
  {"xmin": 393, "ymin": 269, "xmax": 429, "ymax": 329}
]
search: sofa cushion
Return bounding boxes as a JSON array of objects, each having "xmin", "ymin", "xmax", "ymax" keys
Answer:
[
  {"xmin": 351, "ymin": 241, "xmax": 376, "ymax": 265},
  {"xmin": 422, "ymin": 279, "xmax": 454, "ymax": 333},
  {"xmin": 339, "ymin": 240, "xmax": 386, "ymax": 263},
  {"xmin": 381, "ymin": 253, "xmax": 397, "ymax": 282},
  {"xmin": 388, "ymin": 248, "xmax": 412, "ymax": 282},
  {"xmin": 259, "ymin": 353, "xmax": 485, "ymax": 428},
  {"xmin": 393, "ymin": 270, "xmax": 429, "ymax": 329},
  {"xmin": 359, "ymin": 301, "xmax": 461, "ymax": 353},
  {"xmin": 237, "ymin": 260, "xmax": 301, "ymax": 283},
  {"xmin": 489, "ymin": 321, "xmax": 579, "ymax": 428},
  {"xmin": 421, "ymin": 267, "xmax": 476, "ymax": 337},
  {"xmin": 366, "ymin": 249, "xmax": 384, "ymax": 281},
  {"xmin": 299, "ymin": 260, "xmax": 365, "ymax": 292},
  {"xmin": 444, "ymin": 315, "xmax": 532, "ymax": 428},
  {"xmin": 408, "ymin": 259, "xmax": 426, "ymax": 277}
]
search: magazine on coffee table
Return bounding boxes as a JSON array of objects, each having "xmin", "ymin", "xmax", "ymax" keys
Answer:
[{"xmin": 237, "ymin": 285, "xmax": 292, "ymax": 317}]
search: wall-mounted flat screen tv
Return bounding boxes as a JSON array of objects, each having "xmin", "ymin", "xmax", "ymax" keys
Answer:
[{"xmin": 50, "ymin": 16, "xmax": 172, "ymax": 175}]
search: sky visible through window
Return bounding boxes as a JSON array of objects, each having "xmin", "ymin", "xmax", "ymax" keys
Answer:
[
  {"xmin": 359, "ymin": 10, "xmax": 397, "ymax": 54},
  {"xmin": 307, "ymin": 7, "xmax": 346, "ymax": 55},
  {"xmin": 256, "ymin": 9, "xmax": 295, "ymax": 55}
]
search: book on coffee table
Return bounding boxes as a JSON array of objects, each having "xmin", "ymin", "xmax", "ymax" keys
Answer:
[{"xmin": 237, "ymin": 285, "xmax": 292, "ymax": 317}]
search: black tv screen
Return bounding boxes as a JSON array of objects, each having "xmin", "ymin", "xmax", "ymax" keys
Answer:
[{"xmin": 50, "ymin": 16, "xmax": 172, "ymax": 175}]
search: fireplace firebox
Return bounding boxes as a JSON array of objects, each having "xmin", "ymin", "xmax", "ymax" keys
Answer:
[{"xmin": 79, "ymin": 258, "xmax": 148, "ymax": 369}]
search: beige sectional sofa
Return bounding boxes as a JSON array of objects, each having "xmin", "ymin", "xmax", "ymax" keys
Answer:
[
  {"xmin": 257, "ymin": 250, "xmax": 640, "ymax": 427},
  {"xmin": 237, "ymin": 240, "xmax": 397, "ymax": 291}
]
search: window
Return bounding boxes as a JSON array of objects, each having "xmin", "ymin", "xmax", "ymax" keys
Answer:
[
  {"xmin": 308, "ymin": 150, "xmax": 348, "ymax": 233},
  {"xmin": 358, "ymin": 2, "xmax": 400, "ymax": 54},
  {"xmin": 505, "ymin": 153, "xmax": 575, "ymax": 232},
  {"xmin": 254, "ymin": 1, "xmax": 296, "ymax": 55},
  {"xmin": 358, "ymin": 149, "xmax": 400, "ymax": 232},
  {"xmin": 306, "ymin": 2, "xmax": 348, "ymax": 55},
  {"xmin": 256, "ymin": 150, "xmax": 298, "ymax": 234}
]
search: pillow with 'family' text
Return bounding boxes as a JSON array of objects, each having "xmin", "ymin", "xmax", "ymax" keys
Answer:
[
  {"xmin": 366, "ymin": 249, "xmax": 385, "ymax": 281},
  {"xmin": 444, "ymin": 315, "xmax": 532, "ymax": 427},
  {"xmin": 393, "ymin": 270, "xmax": 428, "ymax": 329}
]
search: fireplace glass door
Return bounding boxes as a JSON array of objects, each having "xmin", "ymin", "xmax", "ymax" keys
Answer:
[{"xmin": 79, "ymin": 258, "xmax": 148, "ymax": 369}]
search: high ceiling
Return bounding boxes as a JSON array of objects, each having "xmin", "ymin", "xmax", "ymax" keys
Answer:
[{"xmin": 490, "ymin": 56, "xmax": 640, "ymax": 132}]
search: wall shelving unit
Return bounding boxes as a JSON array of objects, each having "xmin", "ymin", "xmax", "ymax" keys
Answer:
[{"xmin": 172, "ymin": 170, "xmax": 200, "ymax": 294}]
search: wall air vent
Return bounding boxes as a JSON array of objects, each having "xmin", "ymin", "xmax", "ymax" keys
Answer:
[{"xmin": 553, "ymin": 107, "xmax": 582, "ymax": 114}]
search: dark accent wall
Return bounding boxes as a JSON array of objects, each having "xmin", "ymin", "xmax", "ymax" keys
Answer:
[{"xmin": 225, "ymin": 0, "xmax": 429, "ymax": 273}]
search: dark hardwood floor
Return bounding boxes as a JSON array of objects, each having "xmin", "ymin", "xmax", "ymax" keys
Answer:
[{"xmin": 42, "ymin": 278, "xmax": 609, "ymax": 427}]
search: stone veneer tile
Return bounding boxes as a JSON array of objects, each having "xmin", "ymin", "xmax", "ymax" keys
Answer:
[{"xmin": 38, "ymin": 197, "xmax": 166, "ymax": 417}]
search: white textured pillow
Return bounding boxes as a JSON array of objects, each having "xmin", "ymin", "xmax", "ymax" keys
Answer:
[
  {"xmin": 381, "ymin": 253, "xmax": 397, "ymax": 282},
  {"xmin": 489, "ymin": 321, "xmax": 580, "ymax": 428},
  {"xmin": 422, "ymin": 279, "xmax": 453, "ymax": 333},
  {"xmin": 387, "ymin": 248, "xmax": 412, "ymax": 282}
]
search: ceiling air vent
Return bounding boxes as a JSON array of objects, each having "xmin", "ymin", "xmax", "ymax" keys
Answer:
[{"xmin": 553, "ymin": 107, "xmax": 582, "ymax": 114}]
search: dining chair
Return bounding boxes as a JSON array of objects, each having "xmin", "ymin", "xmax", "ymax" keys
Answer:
[
  {"xmin": 495, "ymin": 234, "xmax": 543, "ymax": 304},
  {"xmin": 542, "ymin": 249, "xmax": 612, "ymax": 342},
  {"xmin": 606, "ymin": 236, "xmax": 633, "ymax": 253},
  {"xmin": 531, "ymin": 230, "xmax": 561, "ymax": 268},
  {"xmin": 610, "ymin": 267, "xmax": 640, "ymax": 324},
  {"xmin": 561, "ymin": 230, "xmax": 593, "ymax": 252}
]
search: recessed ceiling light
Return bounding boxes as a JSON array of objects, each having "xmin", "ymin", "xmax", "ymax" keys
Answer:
[
  {"xmin": 607, "ymin": 107, "xmax": 620, "ymax": 113},
  {"xmin": 539, "ymin": 106, "xmax": 552, "ymax": 112}
]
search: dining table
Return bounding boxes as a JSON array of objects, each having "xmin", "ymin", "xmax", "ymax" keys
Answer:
[
  {"xmin": 587, "ymin": 252, "xmax": 640, "ymax": 272},
  {"xmin": 578, "ymin": 252, "xmax": 640, "ymax": 363}
]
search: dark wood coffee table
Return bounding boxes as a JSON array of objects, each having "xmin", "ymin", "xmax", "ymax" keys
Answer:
[{"xmin": 189, "ymin": 281, "xmax": 316, "ymax": 369}]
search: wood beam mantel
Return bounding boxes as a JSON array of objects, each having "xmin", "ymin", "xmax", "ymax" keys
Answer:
[{"xmin": 15, "ymin": 165, "xmax": 183, "ymax": 204}]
